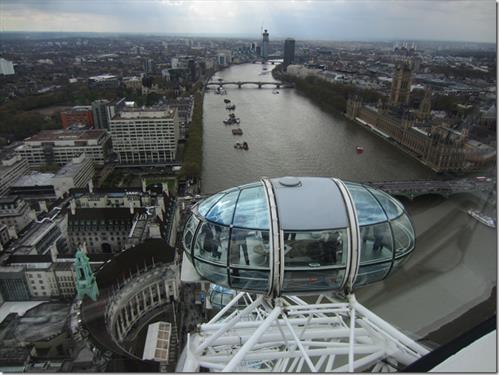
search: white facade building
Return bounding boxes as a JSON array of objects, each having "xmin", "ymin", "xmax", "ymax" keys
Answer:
[
  {"xmin": 15, "ymin": 129, "xmax": 112, "ymax": 167},
  {"xmin": 216, "ymin": 50, "xmax": 232, "ymax": 67},
  {"xmin": 21, "ymin": 261, "xmax": 78, "ymax": 299},
  {"xmin": 0, "ymin": 58, "xmax": 15, "ymax": 75},
  {"xmin": 0, "ymin": 155, "xmax": 30, "ymax": 196},
  {"xmin": 25, "ymin": 264, "xmax": 59, "ymax": 298},
  {"xmin": 52, "ymin": 155, "xmax": 95, "ymax": 198},
  {"xmin": 109, "ymin": 107, "xmax": 179, "ymax": 164}
]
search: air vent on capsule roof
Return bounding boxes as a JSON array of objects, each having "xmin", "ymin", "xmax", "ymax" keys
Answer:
[{"xmin": 278, "ymin": 176, "xmax": 301, "ymax": 187}]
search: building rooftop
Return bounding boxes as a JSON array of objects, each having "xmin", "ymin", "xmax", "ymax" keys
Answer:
[
  {"xmin": 54, "ymin": 155, "xmax": 90, "ymax": 178},
  {"xmin": 10, "ymin": 221, "xmax": 61, "ymax": 255},
  {"xmin": 0, "ymin": 195, "xmax": 20, "ymax": 204},
  {"xmin": 69, "ymin": 207, "xmax": 142, "ymax": 222},
  {"xmin": 62, "ymin": 106, "xmax": 92, "ymax": 113},
  {"xmin": 88, "ymin": 74, "xmax": 117, "ymax": 81},
  {"xmin": 12, "ymin": 172, "xmax": 55, "ymax": 187},
  {"xmin": 23, "ymin": 129, "xmax": 107, "ymax": 143},
  {"xmin": 0, "ymin": 302, "xmax": 70, "ymax": 343},
  {"xmin": 112, "ymin": 108, "xmax": 176, "ymax": 120}
]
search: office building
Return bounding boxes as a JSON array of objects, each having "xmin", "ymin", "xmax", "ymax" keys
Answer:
[
  {"xmin": 0, "ymin": 155, "xmax": 30, "ymax": 196},
  {"xmin": 0, "ymin": 196, "xmax": 35, "ymax": 238},
  {"xmin": 123, "ymin": 76, "xmax": 142, "ymax": 90},
  {"xmin": 87, "ymin": 74, "xmax": 120, "ymax": 89},
  {"xmin": 10, "ymin": 219, "xmax": 68, "ymax": 256},
  {"xmin": 60, "ymin": 106, "xmax": 94, "ymax": 129},
  {"xmin": 389, "ymin": 62, "xmax": 412, "ymax": 106},
  {"xmin": 262, "ymin": 29, "xmax": 270, "ymax": 60},
  {"xmin": 91, "ymin": 99, "xmax": 110, "ymax": 129},
  {"xmin": 144, "ymin": 58, "xmax": 154, "ymax": 74},
  {"xmin": 0, "ymin": 266, "xmax": 30, "ymax": 301},
  {"xmin": 283, "ymin": 38, "xmax": 295, "ymax": 69},
  {"xmin": 9, "ymin": 172, "xmax": 58, "ymax": 207},
  {"xmin": 109, "ymin": 106, "xmax": 179, "ymax": 164},
  {"xmin": 216, "ymin": 50, "xmax": 232, "ymax": 67},
  {"xmin": 0, "ymin": 58, "xmax": 15, "ymax": 75},
  {"xmin": 217, "ymin": 54, "xmax": 226, "ymax": 66},
  {"xmin": 15, "ymin": 129, "xmax": 112, "ymax": 166},
  {"xmin": 68, "ymin": 206, "xmax": 143, "ymax": 254},
  {"xmin": 52, "ymin": 155, "xmax": 94, "ymax": 199}
]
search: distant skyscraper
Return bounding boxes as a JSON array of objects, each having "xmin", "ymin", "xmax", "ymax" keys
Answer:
[
  {"xmin": 0, "ymin": 58, "xmax": 15, "ymax": 75},
  {"xmin": 389, "ymin": 62, "xmax": 412, "ymax": 106},
  {"xmin": 251, "ymin": 42, "xmax": 256, "ymax": 51},
  {"xmin": 255, "ymin": 46, "xmax": 261, "ymax": 57},
  {"xmin": 283, "ymin": 38, "xmax": 295, "ymax": 69},
  {"xmin": 144, "ymin": 58, "xmax": 154, "ymax": 74},
  {"xmin": 262, "ymin": 29, "xmax": 269, "ymax": 60}
]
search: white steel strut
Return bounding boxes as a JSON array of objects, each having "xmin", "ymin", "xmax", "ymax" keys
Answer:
[{"xmin": 176, "ymin": 293, "xmax": 429, "ymax": 372}]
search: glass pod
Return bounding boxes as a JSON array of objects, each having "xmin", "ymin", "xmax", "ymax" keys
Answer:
[{"xmin": 182, "ymin": 177, "xmax": 415, "ymax": 296}]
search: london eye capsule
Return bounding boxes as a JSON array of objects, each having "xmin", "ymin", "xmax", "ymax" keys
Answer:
[{"xmin": 182, "ymin": 177, "xmax": 415, "ymax": 296}]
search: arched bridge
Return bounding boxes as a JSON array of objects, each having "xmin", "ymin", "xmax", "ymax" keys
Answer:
[
  {"xmin": 178, "ymin": 178, "xmax": 496, "ymax": 203},
  {"xmin": 367, "ymin": 178, "xmax": 496, "ymax": 199},
  {"xmin": 205, "ymin": 81, "xmax": 295, "ymax": 89}
]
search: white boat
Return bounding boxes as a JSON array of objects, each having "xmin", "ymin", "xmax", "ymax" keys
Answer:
[{"xmin": 467, "ymin": 209, "xmax": 496, "ymax": 228}]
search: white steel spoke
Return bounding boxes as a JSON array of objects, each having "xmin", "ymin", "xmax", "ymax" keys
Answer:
[{"xmin": 176, "ymin": 293, "xmax": 429, "ymax": 372}]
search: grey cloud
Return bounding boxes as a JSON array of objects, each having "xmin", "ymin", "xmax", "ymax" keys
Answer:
[{"xmin": 1, "ymin": 0, "xmax": 496, "ymax": 42}]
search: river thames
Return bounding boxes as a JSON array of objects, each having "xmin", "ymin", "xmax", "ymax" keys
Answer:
[{"xmin": 201, "ymin": 63, "xmax": 496, "ymax": 344}]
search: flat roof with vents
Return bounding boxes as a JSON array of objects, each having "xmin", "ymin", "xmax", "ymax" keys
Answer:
[{"xmin": 142, "ymin": 321, "xmax": 171, "ymax": 363}]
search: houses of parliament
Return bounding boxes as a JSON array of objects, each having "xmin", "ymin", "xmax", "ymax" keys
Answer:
[{"xmin": 346, "ymin": 62, "xmax": 494, "ymax": 173}]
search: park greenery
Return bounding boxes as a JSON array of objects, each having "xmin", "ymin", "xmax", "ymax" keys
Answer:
[
  {"xmin": 180, "ymin": 91, "xmax": 203, "ymax": 180},
  {"xmin": 273, "ymin": 64, "xmax": 383, "ymax": 114},
  {"xmin": 0, "ymin": 84, "xmax": 119, "ymax": 141}
]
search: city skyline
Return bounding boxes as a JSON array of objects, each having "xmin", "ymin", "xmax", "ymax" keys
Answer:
[{"xmin": 1, "ymin": 0, "xmax": 496, "ymax": 43}]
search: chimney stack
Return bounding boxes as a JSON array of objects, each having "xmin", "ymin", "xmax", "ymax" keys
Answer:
[
  {"xmin": 129, "ymin": 201, "xmax": 135, "ymax": 215},
  {"xmin": 70, "ymin": 199, "xmax": 76, "ymax": 215},
  {"xmin": 88, "ymin": 179, "xmax": 94, "ymax": 193}
]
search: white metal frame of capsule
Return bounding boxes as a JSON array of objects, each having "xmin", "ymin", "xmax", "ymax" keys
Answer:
[
  {"xmin": 176, "ymin": 293, "xmax": 430, "ymax": 372},
  {"xmin": 262, "ymin": 177, "xmax": 361, "ymax": 296}
]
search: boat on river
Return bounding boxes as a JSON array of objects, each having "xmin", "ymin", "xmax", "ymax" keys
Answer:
[
  {"xmin": 223, "ymin": 113, "xmax": 240, "ymax": 125},
  {"xmin": 223, "ymin": 118, "xmax": 240, "ymax": 125},
  {"xmin": 226, "ymin": 103, "xmax": 236, "ymax": 110},
  {"xmin": 356, "ymin": 146, "xmax": 364, "ymax": 154},
  {"xmin": 232, "ymin": 128, "xmax": 243, "ymax": 135},
  {"xmin": 467, "ymin": 209, "xmax": 496, "ymax": 228},
  {"xmin": 234, "ymin": 141, "xmax": 249, "ymax": 150},
  {"xmin": 224, "ymin": 99, "xmax": 231, "ymax": 104},
  {"xmin": 215, "ymin": 87, "xmax": 226, "ymax": 95}
]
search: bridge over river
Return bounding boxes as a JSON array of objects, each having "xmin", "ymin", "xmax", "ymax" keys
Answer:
[
  {"xmin": 205, "ymin": 81, "xmax": 294, "ymax": 89},
  {"xmin": 368, "ymin": 178, "xmax": 496, "ymax": 199},
  {"xmin": 181, "ymin": 178, "xmax": 496, "ymax": 201}
]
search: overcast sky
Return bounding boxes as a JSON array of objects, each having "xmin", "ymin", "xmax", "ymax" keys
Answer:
[{"xmin": 0, "ymin": 0, "xmax": 496, "ymax": 43}]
